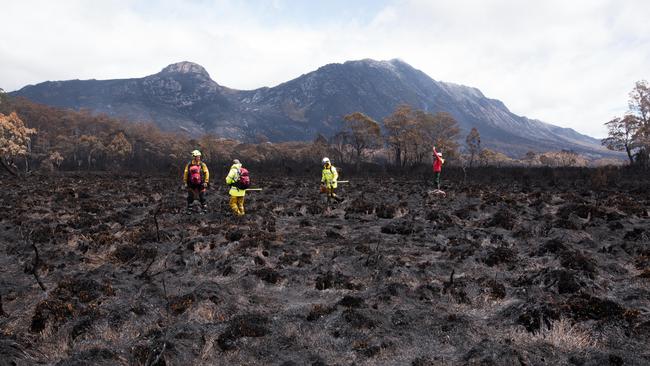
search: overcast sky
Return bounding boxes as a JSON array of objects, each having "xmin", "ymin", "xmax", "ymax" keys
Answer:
[{"xmin": 2, "ymin": 0, "xmax": 649, "ymax": 138}]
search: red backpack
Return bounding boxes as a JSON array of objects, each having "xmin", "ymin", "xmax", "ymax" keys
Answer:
[
  {"xmin": 188, "ymin": 164, "xmax": 203, "ymax": 185},
  {"xmin": 234, "ymin": 167, "xmax": 250, "ymax": 189}
]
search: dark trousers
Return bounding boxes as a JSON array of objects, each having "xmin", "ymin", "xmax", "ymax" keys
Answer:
[
  {"xmin": 187, "ymin": 186, "xmax": 206, "ymax": 206},
  {"xmin": 434, "ymin": 172, "xmax": 441, "ymax": 189}
]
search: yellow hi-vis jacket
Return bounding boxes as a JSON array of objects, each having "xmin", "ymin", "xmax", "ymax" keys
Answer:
[
  {"xmin": 322, "ymin": 164, "xmax": 338, "ymax": 189},
  {"xmin": 225, "ymin": 163, "xmax": 246, "ymax": 197},
  {"xmin": 183, "ymin": 160, "xmax": 209, "ymax": 185}
]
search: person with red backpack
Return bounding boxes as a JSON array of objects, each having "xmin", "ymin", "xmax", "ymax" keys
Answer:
[
  {"xmin": 432, "ymin": 146, "xmax": 445, "ymax": 190},
  {"xmin": 183, "ymin": 150, "xmax": 210, "ymax": 214},
  {"xmin": 225, "ymin": 159, "xmax": 250, "ymax": 216}
]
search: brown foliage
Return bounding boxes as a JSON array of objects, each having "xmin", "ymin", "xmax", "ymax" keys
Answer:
[
  {"xmin": 342, "ymin": 112, "xmax": 382, "ymax": 167},
  {"xmin": 383, "ymin": 105, "xmax": 460, "ymax": 167},
  {"xmin": 539, "ymin": 151, "xmax": 588, "ymax": 167},
  {"xmin": 0, "ymin": 111, "xmax": 36, "ymax": 170},
  {"xmin": 479, "ymin": 148, "xmax": 512, "ymax": 167},
  {"xmin": 7, "ymin": 98, "xmax": 194, "ymax": 172}
]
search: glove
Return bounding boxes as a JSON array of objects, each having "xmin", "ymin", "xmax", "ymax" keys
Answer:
[{"xmin": 203, "ymin": 182, "xmax": 209, "ymax": 189}]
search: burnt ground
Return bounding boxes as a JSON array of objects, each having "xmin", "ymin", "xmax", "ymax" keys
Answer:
[{"xmin": 1, "ymin": 170, "xmax": 650, "ymax": 365}]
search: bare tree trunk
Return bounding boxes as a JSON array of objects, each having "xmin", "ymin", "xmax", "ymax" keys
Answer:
[
  {"xmin": 25, "ymin": 140, "xmax": 31, "ymax": 173},
  {"xmin": 625, "ymin": 145, "xmax": 633, "ymax": 164},
  {"xmin": 394, "ymin": 147, "xmax": 401, "ymax": 167},
  {"xmin": 355, "ymin": 147, "xmax": 362, "ymax": 172}
]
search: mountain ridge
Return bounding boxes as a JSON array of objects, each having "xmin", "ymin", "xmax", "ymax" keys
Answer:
[{"xmin": 11, "ymin": 59, "xmax": 615, "ymax": 158}]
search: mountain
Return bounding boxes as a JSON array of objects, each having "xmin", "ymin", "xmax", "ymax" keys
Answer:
[{"xmin": 11, "ymin": 59, "xmax": 615, "ymax": 158}]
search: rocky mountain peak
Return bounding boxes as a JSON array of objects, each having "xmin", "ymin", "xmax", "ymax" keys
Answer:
[
  {"xmin": 343, "ymin": 58, "xmax": 400, "ymax": 72},
  {"xmin": 11, "ymin": 58, "xmax": 615, "ymax": 158},
  {"xmin": 159, "ymin": 61, "xmax": 211, "ymax": 79}
]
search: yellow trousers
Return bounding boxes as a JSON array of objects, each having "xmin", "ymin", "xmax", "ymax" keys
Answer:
[{"xmin": 229, "ymin": 196, "xmax": 245, "ymax": 216}]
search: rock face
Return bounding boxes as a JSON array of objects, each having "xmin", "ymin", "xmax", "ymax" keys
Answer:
[{"xmin": 12, "ymin": 59, "xmax": 614, "ymax": 157}]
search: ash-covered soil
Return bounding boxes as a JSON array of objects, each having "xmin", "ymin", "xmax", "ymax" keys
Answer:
[{"xmin": 1, "ymin": 171, "xmax": 650, "ymax": 365}]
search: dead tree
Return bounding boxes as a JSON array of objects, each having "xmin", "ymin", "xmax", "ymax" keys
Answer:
[{"xmin": 21, "ymin": 229, "xmax": 47, "ymax": 292}]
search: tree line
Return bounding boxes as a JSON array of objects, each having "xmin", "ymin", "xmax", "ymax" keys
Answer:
[{"xmin": 0, "ymin": 89, "xmax": 625, "ymax": 176}]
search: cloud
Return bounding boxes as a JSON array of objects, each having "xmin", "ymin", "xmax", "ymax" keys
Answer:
[{"xmin": 1, "ymin": 0, "xmax": 648, "ymax": 137}]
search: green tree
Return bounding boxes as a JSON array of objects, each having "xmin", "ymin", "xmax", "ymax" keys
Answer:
[
  {"xmin": 605, "ymin": 80, "xmax": 650, "ymax": 166},
  {"xmin": 601, "ymin": 115, "xmax": 637, "ymax": 164},
  {"xmin": 629, "ymin": 81, "xmax": 650, "ymax": 165}
]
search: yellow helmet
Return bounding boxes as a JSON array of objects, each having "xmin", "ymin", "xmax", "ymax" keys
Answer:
[{"xmin": 191, "ymin": 150, "xmax": 201, "ymax": 157}]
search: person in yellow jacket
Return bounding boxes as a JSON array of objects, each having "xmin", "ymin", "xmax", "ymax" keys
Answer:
[
  {"xmin": 225, "ymin": 159, "xmax": 247, "ymax": 216},
  {"xmin": 183, "ymin": 150, "xmax": 210, "ymax": 214},
  {"xmin": 321, "ymin": 157, "xmax": 342, "ymax": 201}
]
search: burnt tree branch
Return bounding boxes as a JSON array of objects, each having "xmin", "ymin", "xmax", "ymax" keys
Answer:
[
  {"xmin": 0, "ymin": 158, "xmax": 18, "ymax": 177},
  {"xmin": 151, "ymin": 204, "xmax": 162, "ymax": 242},
  {"xmin": 0, "ymin": 294, "xmax": 7, "ymax": 317},
  {"xmin": 146, "ymin": 341, "xmax": 167, "ymax": 366},
  {"xmin": 443, "ymin": 269, "xmax": 455, "ymax": 294},
  {"xmin": 31, "ymin": 243, "xmax": 47, "ymax": 292},
  {"xmin": 21, "ymin": 228, "xmax": 47, "ymax": 292},
  {"xmin": 137, "ymin": 253, "xmax": 157, "ymax": 279}
]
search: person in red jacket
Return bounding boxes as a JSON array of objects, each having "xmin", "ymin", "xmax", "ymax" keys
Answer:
[{"xmin": 432, "ymin": 146, "xmax": 445, "ymax": 190}]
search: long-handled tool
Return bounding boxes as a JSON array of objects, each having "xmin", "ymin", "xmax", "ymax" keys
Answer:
[
  {"xmin": 336, "ymin": 181, "xmax": 349, "ymax": 183},
  {"xmin": 245, "ymin": 188, "xmax": 264, "ymax": 191}
]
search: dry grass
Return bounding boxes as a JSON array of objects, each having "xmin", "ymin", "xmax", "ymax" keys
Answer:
[
  {"xmin": 84, "ymin": 248, "xmax": 112, "ymax": 270},
  {"xmin": 199, "ymin": 333, "xmax": 218, "ymax": 361},
  {"xmin": 507, "ymin": 318, "xmax": 598, "ymax": 351},
  {"xmin": 187, "ymin": 300, "xmax": 222, "ymax": 324},
  {"xmin": 38, "ymin": 325, "xmax": 72, "ymax": 364}
]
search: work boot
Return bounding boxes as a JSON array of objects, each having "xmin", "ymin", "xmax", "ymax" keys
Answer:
[
  {"xmin": 201, "ymin": 204, "xmax": 208, "ymax": 214},
  {"xmin": 186, "ymin": 205, "xmax": 193, "ymax": 215}
]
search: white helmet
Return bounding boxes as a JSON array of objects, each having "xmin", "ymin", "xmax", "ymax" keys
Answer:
[
  {"xmin": 191, "ymin": 150, "xmax": 202, "ymax": 157},
  {"xmin": 322, "ymin": 157, "xmax": 330, "ymax": 164}
]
